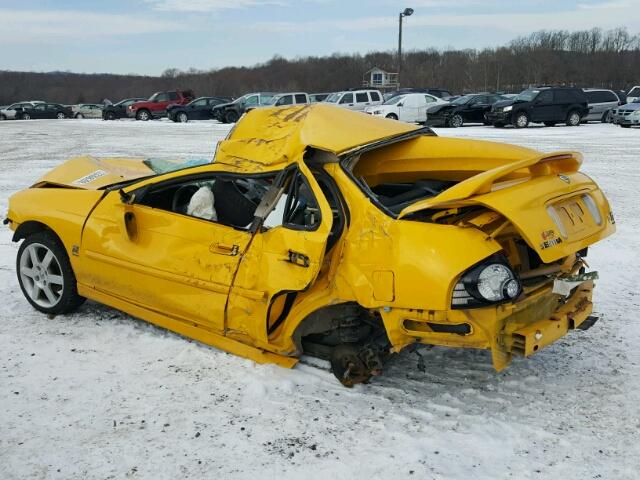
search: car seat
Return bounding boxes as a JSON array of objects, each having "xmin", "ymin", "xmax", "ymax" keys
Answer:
[{"xmin": 213, "ymin": 180, "xmax": 258, "ymax": 227}]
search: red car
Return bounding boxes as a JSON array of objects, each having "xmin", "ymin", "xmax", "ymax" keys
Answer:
[{"xmin": 127, "ymin": 90, "xmax": 194, "ymax": 121}]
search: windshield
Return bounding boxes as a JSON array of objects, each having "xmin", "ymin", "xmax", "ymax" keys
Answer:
[
  {"xmin": 147, "ymin": 92, "xmax": 160, "ymax": 101},
  {"xmin": 514, "ymin": 90, "xmax": 540, "ymax": 102},
  {"xmin": 324, "ymin": 92, "xmax": 341, "ymax": 103},
  {"xmin": 629, "ymin": 87, "xmax": 640, "ymax": 96},
  {"xmin": 383, "ymin": 95, "xmax": 407, "ymax": 105},
  {"xmin": 451, "ymin": 95, "xmax": 473, "ymax": 105},
  {"xmin": 233, "ymin": 94, "xmax": 250, "ymax": 104}
]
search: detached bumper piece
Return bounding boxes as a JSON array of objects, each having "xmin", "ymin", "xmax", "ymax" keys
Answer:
[{"xmin": 502, "ymin": 280, "xmax": 594, "ymax": 357}]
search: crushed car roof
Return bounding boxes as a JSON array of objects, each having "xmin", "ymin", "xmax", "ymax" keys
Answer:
[{"xmin": 214, "ymin": 104, "xmax": 421, "ymax": 170}]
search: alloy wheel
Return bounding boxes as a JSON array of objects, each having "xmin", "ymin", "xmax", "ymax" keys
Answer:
[
  {"xmin": 178, "ymin": 112, "xmax": 188, "ymax": 123},
  {"xmin": 450, "ymin": 114, "xmax": 463, "ymax": 128},
  {"xmin": 568, "ymin": 112, "xmax": 580, "ymax": 126},
  {"xmin": 515, "ymin": 113, "xmax": 529, "ymax": 128},
  {"xmin": 19, "ymin": 243, "xmax": 64, "ymax": 308}
]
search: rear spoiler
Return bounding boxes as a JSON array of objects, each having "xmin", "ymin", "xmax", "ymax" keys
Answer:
[{"xmin": 398, "ymin": 151, "xmax": 582, "ymax": 218}]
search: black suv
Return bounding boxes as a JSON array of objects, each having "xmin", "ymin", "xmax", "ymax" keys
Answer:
[
  {"xmin": 211, "ymin": 92, "xmax": 275, "ymax": 123},
  {"xmin": 486, "ymin": 87, "xmax": 589, "ymax": 128},
  {"xmin": 426, "ymin": 93, "xmax": 508, "ymax": 127}
]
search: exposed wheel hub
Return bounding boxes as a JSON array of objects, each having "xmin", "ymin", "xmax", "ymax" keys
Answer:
[{"xmin": 330, "ymin": 344, "xmax": 383, "ymax": 387}]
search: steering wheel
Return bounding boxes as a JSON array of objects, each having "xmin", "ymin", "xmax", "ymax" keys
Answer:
[{"xmin": 172, "ymin": 185, "xmax": 200, "ymax": 214}]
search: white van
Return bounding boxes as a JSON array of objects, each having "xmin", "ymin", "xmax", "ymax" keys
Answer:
[
  {"xmin": 323, "ymin": 90, "xmax": 383, "ymax": 111},
  {"xmin": 365, "ymin": 93, "xmax": 448, "ymax": 123}
]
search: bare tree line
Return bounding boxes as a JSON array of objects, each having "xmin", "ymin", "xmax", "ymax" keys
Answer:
[{"xmin": 1, "ymin": 27, "xmax": 639, "ymax": 105}]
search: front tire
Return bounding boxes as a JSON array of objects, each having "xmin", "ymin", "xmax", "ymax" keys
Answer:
[
  {"xmin": 566, "ymin": 110, "xmax": 581, "ymax": 126},
  {"xmin": 385, "ymin": 113, "xmax": 398, "ymax": 120},
  {"xmin": 21, "ymin": 113, "xmax": 31, "ymax": 120},
  {"xmin": 225, "ymin": 111, "xmax": 239, "ymax": 123},
  {"xmin": 602, "ymin": 110, "xmax": 613, "ymax": 123},
  {"xmin": 56, "ymin": 112, "xmax": 66, "ymax": 119},
  {"xmin": 177, "ymin": 112, "xmax": 188, "ymax": 123},
  {"xmin": 449, "ymin": 114, "xmax": 463, "ymax": 128},
  {"xmin": 75, "ymin": 113, "xmax": 84, "ymax": 119},
  {"xmin": 513, "ymin": 112, "xmax": 529, "ymax": 128},
  {"xmin": 17, "ymin": 231, "xmax": 85, "ymax": 315},
  {"xmin": 136, "ymin": 109, "xmax": 151, "ymax": 121}
]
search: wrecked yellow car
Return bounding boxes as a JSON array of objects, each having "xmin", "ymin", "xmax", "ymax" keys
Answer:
[{"xmin": 6, "ymin": 104, "xmax": 615, "ymax": 386}]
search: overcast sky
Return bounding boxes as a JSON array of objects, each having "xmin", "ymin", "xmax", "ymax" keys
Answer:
[{"xmin": 1, "ymin": 0, "xmax": 640, "ymax": 75}]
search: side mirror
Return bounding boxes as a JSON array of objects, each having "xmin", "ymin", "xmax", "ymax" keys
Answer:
[
  {"xmin": 119, "ymin": 188, "xmax": 135, "ymax": 204},
  {"xmin": 397, "ymin": 103, "xmax": 404, "ymax": 107}
]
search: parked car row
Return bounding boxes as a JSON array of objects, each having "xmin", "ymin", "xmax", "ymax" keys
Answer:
[
  {"xmin": 427, "ymin": 86, "xmax": 626, "ymax": 129},
  {"xmin": 0, "ymin": 102, "xmax": 72, "ymax": 120},
  {"xmin": 2, "ymin": 85, "xmax": 638, "ymax": 128}
]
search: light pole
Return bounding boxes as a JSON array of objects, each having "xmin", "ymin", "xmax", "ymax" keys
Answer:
[{"xmin": 397, "ymin": 7, "xmax": 414, "ymax": 87}]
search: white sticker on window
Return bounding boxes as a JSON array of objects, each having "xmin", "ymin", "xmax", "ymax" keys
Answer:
[{"xmin": 73, "ymin": 170, "xmax": 108, "ymax": 185}]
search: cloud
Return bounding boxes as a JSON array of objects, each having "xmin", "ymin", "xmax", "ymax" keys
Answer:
[
  {"xmin": 0, "ymin": 9, "xmax": 188, "ymax": 44},
  {"xmin": 249, "ymin": 2, "xmax": 640, "ymax": 35},
  {"xmin": 144, "ymin": 0, "xmax": 288, "ymax": 12}
]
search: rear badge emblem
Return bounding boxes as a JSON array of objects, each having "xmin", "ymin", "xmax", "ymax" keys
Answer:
[{"xmin": 558, "ymin": 174, "xmax": 571, "ymax": 184}]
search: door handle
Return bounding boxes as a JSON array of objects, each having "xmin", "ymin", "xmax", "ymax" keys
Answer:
[
  {"xmin": 210, "ymin": 242, "xmax": 239, "ymax": 256},
  {"xmin": 286, "ymin": 250, "xmax": 310, "ymax": 267}
]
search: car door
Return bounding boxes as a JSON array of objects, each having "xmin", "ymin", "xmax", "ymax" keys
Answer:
[
  {"xmin": 294, "ymin": 94, "xmax": 308, "ymax": 105},
  {"xmin": 588, "ymin": 91, "xmax": 614, "ymax": 121},
  {"xmin": 339, "ymin": 92, "xmax": 356, "ymax": 110},
  {"xmin": 154, "ymin": 92, "xmax": 171, "ymax": 114},
  {"xmin": 275, "ymin": 95, "xmax": 294, "ymax": 106},
  {"xmin": 27, "ymin": 104, "xmax": 43, "ymax": 118},
  {"xmin": 40, "ymin": 104, "xmax": 55, "ymax": 119},
  {"xmin": 369, "ymin": 91, "xmax": 382, "ymax": 106},
  {"xmin": 191, "ymin": 98, "xmax": 208, "ymax": 119},
  {"xmin": 465, "ymin": 96, "xmax": 489, "ymax": 122},
  {"xmin": 399, "ymin": 94, "xmax": 421, "ymax": 122},
  {"xmin": 77, "ymin": 167, "xmax": 264, "ymax": 334},
  {"xmin": 226, "ymin": 164, "xmax": 332, "ymax": 345},
  {"xmin": 530, "ymin": 90, "xmax": 555, "ymax": 122},
  {"xmin": 552, "ymin": 90, "xmax": 572, "ymax": 120},
  {"xmin": 354, "ymin": 91, "xmax": 370, "ymax": 111}
]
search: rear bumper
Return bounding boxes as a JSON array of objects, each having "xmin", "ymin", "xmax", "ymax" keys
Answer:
[
  {"xmin": 501, "ymin": 280, "xmax": 594, "ymax": 358},
  {"xmin": 380, "ymin": 279, "xmax": 596, "ymax": 371}
]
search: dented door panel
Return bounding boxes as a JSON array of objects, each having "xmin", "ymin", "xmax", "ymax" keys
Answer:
[{"xmin": 79, "ymin": 191, "xmax": 250, "ymax": 332}]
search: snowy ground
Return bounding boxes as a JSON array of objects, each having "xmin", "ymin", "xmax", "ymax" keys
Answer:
[{"xmin": 0, "ymin": 119, "xmax": 638, "ymax": 480}]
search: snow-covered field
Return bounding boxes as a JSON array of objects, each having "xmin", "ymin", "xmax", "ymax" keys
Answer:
[{"xmin": 1, "ymin": 119, "xmax": 638, "ymax": 480}]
